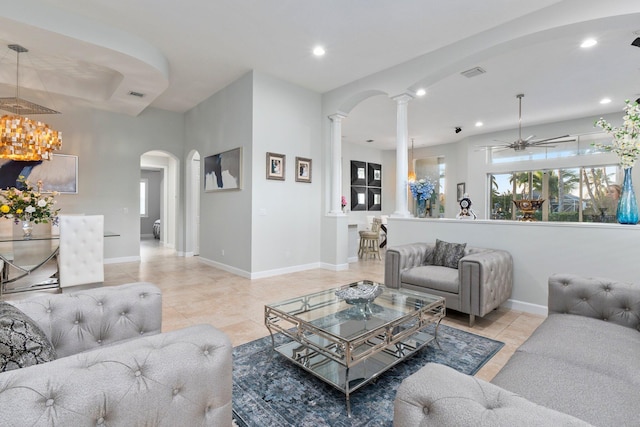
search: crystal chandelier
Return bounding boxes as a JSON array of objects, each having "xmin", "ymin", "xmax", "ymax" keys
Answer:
[{"xmin": 0, "ymin": 44, "xmax": 61, "ymax": 161}]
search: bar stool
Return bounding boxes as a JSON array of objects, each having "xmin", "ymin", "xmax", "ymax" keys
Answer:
[{"xmin": 358, "ymin": 217, "xmax": 382, "ymax": 260}]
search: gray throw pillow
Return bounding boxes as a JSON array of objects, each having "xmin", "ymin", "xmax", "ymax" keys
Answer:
[
  {"xmin": 0, "ymin": 302, "xmax": 56, "ymax": 372},
  {"xmin": 432, "ymin": 239, "xmax": 467, "ymax": 269}
]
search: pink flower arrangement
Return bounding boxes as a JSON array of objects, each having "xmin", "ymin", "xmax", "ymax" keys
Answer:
[{"xmin": 341, "ymin": 196, "xmax": 347, "ymax": 208}]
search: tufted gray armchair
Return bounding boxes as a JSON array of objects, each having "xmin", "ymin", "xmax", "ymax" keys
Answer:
[
  {"xmin": 0, "ymin": 282, "xmax": 232, "ymax": 426},
  {"xmin": 385, "ymin": 242, "xmax": 513, "ymax": 326}
]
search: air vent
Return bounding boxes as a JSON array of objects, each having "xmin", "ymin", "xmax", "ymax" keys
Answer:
[
  {"xmin": 460, "ymin": 67, "xmax": 486, "ymax": 78},
  {"xmin": 128, "ymin": 91, "xmax": 145, "ymax": 98}
]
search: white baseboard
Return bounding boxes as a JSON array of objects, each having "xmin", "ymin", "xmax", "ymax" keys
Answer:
[
  {"xmin": 347, "ymin": 256, "xmax": 359, "ymax": 263},
  {"xmin": 503, "ymin": 298, "xmax": 548, "ymax": 316},
  {"xmin": 320, "ymin": 262, "xmax": 350, "ymax": 271},
  {"xmin": 250, "ymin": 262, "xmax": 322, "ymax": 280},
  {"xmin": 197, "ymin": 257, "xmax": 251, "ymax": 279},
  {"xmin": 104, "ymin": 256, "xmax": 140, "ymax": 264}
]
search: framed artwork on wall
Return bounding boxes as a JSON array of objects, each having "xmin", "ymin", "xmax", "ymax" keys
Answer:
[
  {"xmin": 204, "ymin": 147, "xmax": 242, "ymax": 192},
  {"xmin": 0, "ymin": 154, "xmax": 78, "ymax": 194},
  {"xmin": 295, "ymin": 157, "xmax": 312, "ymax": 183},
  {"xmin": 367, "ymin": 187, "xmax": 382, "ymax": 211},
  {"xmin": 266, "ymin": 152, "xmax": 286, "ymax": 181},
  {"xmin": 367, "ymin": 162, "xmax": 382, "ymax": 187},
  {"xmin": 350, "ymin": 161, "xmax": 366, "ymax": 186},
  {"xmin": 351, "ymin": 186, "xmax": 367, "ymax": 211}
]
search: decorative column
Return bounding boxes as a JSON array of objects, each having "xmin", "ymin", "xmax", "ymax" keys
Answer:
[
  {"xmin": 392, "ymin": 94, "xmax": 413, "ymax": 217},
  {"xmin": 329, "ymin": 113, "xmax": 347, "ymax": 215}
]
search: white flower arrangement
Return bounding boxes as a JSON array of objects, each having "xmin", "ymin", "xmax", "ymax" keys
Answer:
[{"xmin": 594, "ymin": 100, "xmax": 640, "ymax": 169}]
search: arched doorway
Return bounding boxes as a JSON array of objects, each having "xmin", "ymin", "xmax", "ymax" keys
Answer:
[{"xmin": 140, "ymin": 150, "xmax": 179, "ymax": 251}]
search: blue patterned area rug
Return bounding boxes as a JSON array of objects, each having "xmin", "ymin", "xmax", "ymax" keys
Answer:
[{"xmin": 232, "ymin": 323, "xmax": 503, "ymax": 427}]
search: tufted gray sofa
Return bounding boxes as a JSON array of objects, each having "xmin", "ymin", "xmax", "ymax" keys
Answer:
[
  {"xmin": 384, "ymin": 242, "xmax": 513, "ymax": 326},
  {"xmin": 0, "ymin": 282, "xmax": 232, "ymax": 426},
  {"xmin": 393, "ymin": 273, "xmax": 640, "ymax": 426}
]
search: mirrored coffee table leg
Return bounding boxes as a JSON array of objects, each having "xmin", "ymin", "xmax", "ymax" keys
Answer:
[{"xmin": 345, "ymin": 366, "xmax": 352, "ymax": 417}]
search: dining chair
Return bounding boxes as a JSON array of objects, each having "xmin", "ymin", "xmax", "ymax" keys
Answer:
[{"xmin": 58, "ymin": 214, "xmax": 104, "ymax": 288}]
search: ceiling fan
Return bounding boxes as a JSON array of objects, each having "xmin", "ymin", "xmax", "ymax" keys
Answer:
[{"xmin": 483, "ymin": 94, "xmax": 574, "ymax": 152}]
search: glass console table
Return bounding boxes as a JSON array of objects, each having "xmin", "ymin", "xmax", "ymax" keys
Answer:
[{"xmin": 0, "ymin": 229, "xmax": 119, "ymax": 296}]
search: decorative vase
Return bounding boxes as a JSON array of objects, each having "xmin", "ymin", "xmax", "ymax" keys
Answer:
[
  {"xmin": 416, "ymin": 199, "xmax": 427, "ymax": 218},
  {"xmin": 617, "ymin": 167, "xmax": 639, "ymax": 224},
  {"xmin": 21, "ymin": 220, "xmax": 34, "ymax": 239}
]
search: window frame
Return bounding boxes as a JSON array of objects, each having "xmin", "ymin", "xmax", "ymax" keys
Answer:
[{"xmin": 140, "ymin": 178, "xmax": 149, "ymax": 218}]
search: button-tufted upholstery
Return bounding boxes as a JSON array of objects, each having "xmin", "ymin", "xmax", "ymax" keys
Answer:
[
  {"xmin": 385, "ymin": 242, "xmax": 513, "ymax": 326},
  {"xmin": 393, "ymin": 273, "xmax": 640, "ymax": 426},
  {"xmin": 58, "ymin": 215, "xmax": 105, "ymax": 288},
  {"xmin": 0, "ymin": 283, "xmax": 232, "ymax": 426}
]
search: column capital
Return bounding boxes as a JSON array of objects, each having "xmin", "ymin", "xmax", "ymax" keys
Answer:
[
  {"xmin": 328, "ymin": 112, "xmax": 348, "ymax": 121},
  {"xmin": 391, "ymin": 93, "xmax": 414, "ymax": 104}
]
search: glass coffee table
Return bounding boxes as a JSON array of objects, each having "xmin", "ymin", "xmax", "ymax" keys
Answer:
[{"xmin": 264, "ymin": 280, "xmax": 445, "ymax": 416}]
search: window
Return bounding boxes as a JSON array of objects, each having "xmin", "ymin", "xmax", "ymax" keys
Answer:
[
  {"xmin": 140, "ymin": 179, "xmax": 148, "ymax": 217},
  {"xmin": 489, "ymin": 165, "xmax": 621, "ymax": 222}
]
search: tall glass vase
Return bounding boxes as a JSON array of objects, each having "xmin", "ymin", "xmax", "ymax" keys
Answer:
[
  {"xmin": 617, "ymin": 167, "xmax": 639, "ymax": 224},
  {"xmin": 416, "ymin": 199, "xmax": 427, "ymax": 218}
]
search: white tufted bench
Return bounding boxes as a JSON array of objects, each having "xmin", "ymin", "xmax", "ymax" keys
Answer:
[{"xmin": 0, "ymin": 282, "xmax": 232, "ymax": 426}]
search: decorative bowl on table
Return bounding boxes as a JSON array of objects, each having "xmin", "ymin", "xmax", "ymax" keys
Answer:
[{"xmin": 335, "ymin": 281, "xmax": 382, "ymax": 305}]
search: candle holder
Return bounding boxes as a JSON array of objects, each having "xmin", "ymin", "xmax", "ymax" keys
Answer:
[{"xmin": 512, "ymin": 199, "xmax": 545, "ymax": 222}]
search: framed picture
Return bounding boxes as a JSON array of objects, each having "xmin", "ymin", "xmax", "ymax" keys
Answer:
[
  {"xmin": 350, "ymin": 161, "xmax": 366, "ymax": 185},
  {"xmin": 266, "ymin": 152, "xmax": 286, "ymax": 180},
  {"xmin": 351, "ymin": 186, "xmax": 367, "ymax": 211},
  {"xmin": 457, "ymin": 182, "xmax": 466, "ymax": 201},
  {"xmin": 0, "ymin": 154, "xmax": 78, "ymax": 194},
  {"xmin": 295, "ymin": 157, "xmax": 312, "ymax": 183},
  {"xmin": 204, "ymin": 147, "xmax": 242, "ymax": 192},
  {"xmin": 367, "ymin": 187, "xmax": 382, "ymax": 211},
  {"xmin": 367, "ymin": 162, "xmax": 382, "ymax": 187}
]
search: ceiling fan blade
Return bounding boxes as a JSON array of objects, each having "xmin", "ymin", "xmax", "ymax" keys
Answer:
[{"xmin": 524, "ymin": 135, "xmax": 535, "ymax": 141}]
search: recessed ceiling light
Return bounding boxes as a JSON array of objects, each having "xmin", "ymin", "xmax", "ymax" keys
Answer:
[
  {"xmin": 580, "ymin": 38, "xmax": 597, "ymax": 48},
  {"xmin": 416, "ymin": 88, "xmax": 426, "ymax": 97},
  {"xmin": 600, "ymin": 98, "xmax": 612, "ymax": 104},
  {"xmin": 313, "ymin": 46, "xmax": 325, "ymax": 56},
  {"xmin": 475, "ymin": 121, "xmax": 484, "ymax": 127}
]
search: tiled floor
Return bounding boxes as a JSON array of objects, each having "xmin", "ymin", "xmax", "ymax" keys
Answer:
[{"xmin": 102, "ymin": 238, "xmax": 545, "ymax": 382}]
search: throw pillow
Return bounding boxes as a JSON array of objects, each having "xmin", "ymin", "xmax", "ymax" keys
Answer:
[
  {"xmin": 0, "ymin": 302, "xmax": 56, "ymax": 372},
  {"xmin": 432, "ymin": 239, "xmax": 467, "ymax": 269}
]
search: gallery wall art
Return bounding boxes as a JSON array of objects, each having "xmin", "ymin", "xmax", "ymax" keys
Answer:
[
  {"xmin": 204, "ymin": 147, "xmax": 242, "ymax": 192},
  {"xmin": 266, "ymin": 152, "xmax": 286, "ymax": 181},
  {"xmin": 349, "ymin": 160, "xmax": 381, "ymax": 211},
  {"xmin": 0, "ymin": 154, "xmax": 78, "ymax": 194},
  {"xmin": 295, "ymin": 157, "xmax": 312, "ymax": 183}
]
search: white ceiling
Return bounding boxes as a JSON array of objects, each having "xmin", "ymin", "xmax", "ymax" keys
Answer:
[{"xmin": 0, "ymin": 1, "xmax": 638, "ymax": 150}]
